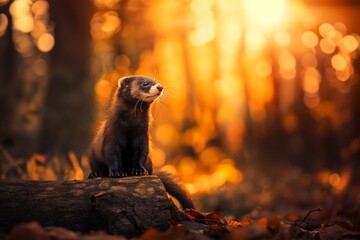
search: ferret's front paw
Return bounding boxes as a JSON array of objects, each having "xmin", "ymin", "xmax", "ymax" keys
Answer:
[
  {"xmin": 131, "ymin": 168, "xmax": 148, "ymax": 176},
  {"xmin": 88, "ymin": 172, "xmax": 104, "ymax": 179},
  {"xmin": 109, "ymin": 169, "xmax": 127, "ymax": 178}
]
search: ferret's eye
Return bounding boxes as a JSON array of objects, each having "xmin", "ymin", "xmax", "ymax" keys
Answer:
[{"xmin": 142, "ymin": 82, "xmax": 149, "ymax": 87}]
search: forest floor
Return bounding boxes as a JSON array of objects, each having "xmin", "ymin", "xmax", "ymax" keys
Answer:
[{"xmin": 2, "ymin": 165, "xmax": 360, "ymax": 240}]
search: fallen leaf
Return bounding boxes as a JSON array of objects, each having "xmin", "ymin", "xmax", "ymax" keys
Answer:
[
  {"xmin": 225, "ymin": 219, "xmax": 243, "ymax": 228},
  {"xmin": 179, "ymin": 221, "xmax": 207, "ymax": 231},
  {"xmin": 45, "ymin": 226, "xmax": 79, "ymax": 240},
  {"xmin": 319, "ymin": 224, "xmax": 360, "ymax": 240},
  {"xmin": 140, "ymin": 226, "xmax": 188, "ymax": 240},
  {"xmin": 184, "ymin": 209, "xmax": 224, "ymax": 225},
  {"xmin": 10, "ymin": 222, "xmax": 49, "ymax": 240},
  {"xmin": 185, "ymin": 209, "xmax": 205, "ymax": 220},
  {"xmin": 287, "ymin": 214, "xmax": 299, "ymax": 222},
  {"xmin": 204, "ymin": 212, "xmax": 221, "ymax": 221},
  {"xmin": 257, "ymin": 217, "xmax": 268, "ymax": 230},
  {"xmin": 80, "ymin": 231, "xmax": 127, "ymax": 240},
  {"xmin": 267, "ymin": 216, "xmax": 280, "ymax": 233},
  {"xmin": 238, "ymin": 217, "xmax": 254, "ymax": 227},
  {"xmin": 229, "ymin": 223, "xmax": 270, "ymax": 240},
  {"xmin": 204, "ymin": 224, "xmax": 230, "ymax": 238}
]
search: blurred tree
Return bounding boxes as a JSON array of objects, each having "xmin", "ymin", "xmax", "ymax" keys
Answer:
[
  {"xmin": 38, "ymin": 0, "xmax": 95, "ymax": 156},
  {"xmin": 349, "ymin": 57, "xmax": 360, "ymax": 185},
  {"xmin": 0, "ymin": 2, "xmax": 17, "ymax": 151}
]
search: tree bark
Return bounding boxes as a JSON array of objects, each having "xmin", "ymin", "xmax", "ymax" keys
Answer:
[{"xmin": 0, "ymin": 176, "xmax": 184, "ymax": 237}]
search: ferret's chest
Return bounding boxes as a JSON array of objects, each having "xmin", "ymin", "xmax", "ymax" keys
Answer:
[{"xmin": 114, "ymin": 115, "xmax": 146, "ymax": 134}]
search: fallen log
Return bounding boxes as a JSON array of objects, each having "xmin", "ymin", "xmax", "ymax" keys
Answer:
[{"xmin": 0, "ymin": 176, "xmax": 187, "ymax": 237}]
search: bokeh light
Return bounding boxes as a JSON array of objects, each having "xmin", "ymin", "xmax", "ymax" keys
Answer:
[
  {"xmin": 274, "ymin": 31, "xmax": 292, "ymax": 47},
  {"xmin": 0, "ymin": 13, "xmax": 8, "ymax": 37},
  {"xmin": 329, "ymin": 173, "xmax": 341, "ymax": 187},
  {"xmin": 331, "ymin": 54, "xmax": 347, "ymax": 71},
  {"xmin": 342, "ymin": 34, "xmax": 359, "ymax": 52},
  {"xmin": 37, "ymin": 33, "xmax": 54, "ymax": 52},
  {"xmin": 301, "ymin": 31, "xmax": 318, "ymax": 48}
]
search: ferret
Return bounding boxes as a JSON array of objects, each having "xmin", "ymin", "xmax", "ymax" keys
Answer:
[{"xmin": 88, "ymin": 75, "xmax": 194, "ymax": 209}]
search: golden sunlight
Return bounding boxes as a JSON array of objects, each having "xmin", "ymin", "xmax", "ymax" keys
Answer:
[
  {"xmin": 242, "ymin": 0, "xmax": 288, "ymax": 30},
  {"xmin": 255, "ymin": 60, "xmax": 272, "ymax": 77},
  {"xmin": 274, "ymin": 31, "xmax": 291, "ymax": 47},
  {"xmin": 89, "ymin": 5, "xmax": 360, "ymax": 197},
  {"xmin": 189, "ymin": 0, "xmax": 216, "ymax": 47}
]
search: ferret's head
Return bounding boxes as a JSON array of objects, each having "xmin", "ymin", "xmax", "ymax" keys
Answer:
[{"xmin": 117, "ymin": 76, "xmax": 163, "ymax": 104}]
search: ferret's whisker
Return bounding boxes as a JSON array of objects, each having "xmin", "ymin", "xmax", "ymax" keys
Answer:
[
  {"xmin": 162, "ymin": 83, "xmax": 179, "ymax": 88},
  {"xmin": 159, "ymin": 92, "xmax": 172, "ymax": 101},
  {"xmin": 134, "ymin": 99, "xmax": 142, "ymax": 115},
  {"xmin": 152, "ymin": 99, "xmax": 163, "ymax": 119},
  {"xmin": 152, "ymin": 67, "xmax": 158, "ymax": 80},
  {"xmin": 161, "ymin": 89, "xmax": 175, "ymax": 95},
  {"xmin": 140, "ymin": 99, "xmax": 145, "ymax": 112}
]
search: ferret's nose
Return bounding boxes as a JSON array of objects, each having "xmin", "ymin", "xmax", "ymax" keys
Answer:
[{"xmin": 157, "ymin": 85, "xmax": 163, "ymax": 92}]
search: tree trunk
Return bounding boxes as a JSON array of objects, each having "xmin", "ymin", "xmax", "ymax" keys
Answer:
[
  {"xmin": 0, "ymin": 176, "xmax": 185, "ymax": 237},
  {"xmin": 39, "ymin": 0, "xmax": 95, "ymax": 155},
  {"xmin": 0, "ymin": 1, "xmax": 17, "ymax": 152}
]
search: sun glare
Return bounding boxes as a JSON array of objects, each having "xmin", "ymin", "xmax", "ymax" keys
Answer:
[{"xmin": 243, "ymin": 0, "xmax": 288, "ymax": 30}]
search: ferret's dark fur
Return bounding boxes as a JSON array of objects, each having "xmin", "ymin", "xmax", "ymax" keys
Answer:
[{"xmin": 88, "ymin": 76, "xmax": 194, "ymax": 209}]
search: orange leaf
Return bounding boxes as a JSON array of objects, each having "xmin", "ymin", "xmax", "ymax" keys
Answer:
[
  {"xmin": 257, "ymin": 217, "xmax": 268, "ymax": 230},
  {"xmin": 185, "ymin": 209, "xmax": 205, "ymax": 220},
  {"xmin": 267, "ymin": 216, "xmax": 280, "ymax": 233},
  {"xmin": 33, "ymin": 153, "xmax": 47, "ymax": 164},
  {"xmin": 140, "ymin": 226, "xmax": 187, "ymax": 240},
  {"xmin": 10, "ymin": 222, "xmax": 48, "ymax": 240},
  {"xmin": 204, "ymin": 212, "xmax": 221, "ymax": 221},
  {"xmin": 45, "ymin": 226, "xmax": 78, "ymax": 239},
  {"xmin": 204, "ymin": 224, "xmax": 230, "ymax": 238},
  {"xmin": 67, "ymin": 151, "xmax": 84, "ymax": 180},
  {"xmin": 225, "ymin": 219, "xmax": 243, "ymax": 228},
  {"xmin": 286, "ymin": 214, "xmax": 299, "ymax": 222},
  {"xmin": 238, "ymin": 217, "xmax": 254, "ymax": 227}
]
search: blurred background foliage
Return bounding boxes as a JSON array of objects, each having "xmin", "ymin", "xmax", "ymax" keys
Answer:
[{"xmin": 1, "ymin": 0, "xmax": 360, "ymax": 214}]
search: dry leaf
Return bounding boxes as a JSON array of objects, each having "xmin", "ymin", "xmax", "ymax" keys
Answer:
[
  {"xmin": 45, "ymin": 226, "xmax": 79, "ymax": 240},
  {"xmin": 185, "ymin": 209, "xmax": 205, "ymax": 220},
  {"xmin": 225, "ymin": 219, "xmax": 243, "ymax": 228},
  {"xmin": 204, "ymin": 224, "xmax": 230, "ymax": 238},
  {"xmin": 267, "ymin": 216, "xmax": 280, "ymax": 233},
  {"xmin": 238, "ymin": 217, "xmax": 254, "ymax": 227},
  {"xmin": 204, "ymin": 212, "xmax": 221, "ymax": 221},
  {"xmin": 10, "ymin": 222, "xmax": 49, "ymax": 240},
  {"xmin": 319, "ymin": 224, "xmax": 360, "ymax": 240},
  {"xmin": 257, "ymin": 217, "xmax": 268, "ymax": 230},
  {"xmin": 229, "ymin": 223, "xmax": 269, "ymax": 240},
  {"xmin": 68, "ymin": 151, "xmax": 84, "ymax": 180},
  {"xmin": 80, "ymin": 231, "xmax": 127, "ymax": 240},
  {"xmin": 140, "ymin": 226, "xmax": 188, "ymax": 240}
]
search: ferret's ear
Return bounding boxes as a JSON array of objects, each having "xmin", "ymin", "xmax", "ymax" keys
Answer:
[
  {"xmin": 118, "ymin": 77, "xmax": 125, "ymax": 87},
  {"xmin": 118, "ymin": 76, "xmax": 133, "ymax": 87}
]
